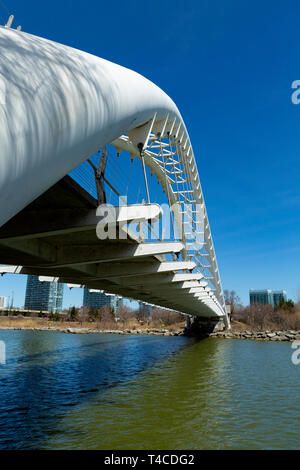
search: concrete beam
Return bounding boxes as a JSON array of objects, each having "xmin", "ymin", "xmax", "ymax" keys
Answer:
[
  {"xmin": 0, "ymin": 260, "xmax": 197, "ymax": 285},
  {"xmin": 0, "ymin": 204, "xmax": 162, "ymax": 241},
  {"xmin": 0, "ymin": 240, "xmax": 184, "ymax": 267},
  {"xmin": 1, "ymin": 239, "xmax": 57, "ymax": 263},
  {"xmin": 91, "ymin": 260, "xmax": 196, "ymax": 279},
  {"xmin": 0, "ymin": 209, "xmax": 101, "ymax": 240},
  {"xmin": 120, "ymin": 272, "xmax": 204, "ymax": 287},
  {"xmin": 0, "ymin": 265, "xmax": 23, "ymax": 275},
  {"xmin": 45, "ymin": 241, "xmax": 184, "ymax": 268},
  {"xmin": 39, "ymin": 276, "xmax": 60, "ymax": 282},
  {"xmin": 146, "ymin": 281, "xmax": 202, "ymax": 291}
]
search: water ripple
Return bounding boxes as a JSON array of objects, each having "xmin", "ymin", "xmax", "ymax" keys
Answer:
[{"xmin": 0, "ymin": 331, "xmax": 299, "ymax": 449}]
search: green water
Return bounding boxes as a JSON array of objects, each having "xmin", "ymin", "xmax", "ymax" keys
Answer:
[{"xmin": 1, "ymin": 331, "xmax": 299, "ymax": 449}]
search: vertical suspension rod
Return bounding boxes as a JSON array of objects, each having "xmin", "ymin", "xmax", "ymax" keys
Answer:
[
  {"xmin": 160, "ymin": 133, "xmax": 175, "ymax": 239},
  {"xmin": 138, "ymin": 143, "xmax": 150, "ymax": 204}
]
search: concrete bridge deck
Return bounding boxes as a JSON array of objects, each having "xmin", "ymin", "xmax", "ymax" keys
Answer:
[{"xmin": 0, "ymin": 176, "xmax": 219, "ymax": 319}]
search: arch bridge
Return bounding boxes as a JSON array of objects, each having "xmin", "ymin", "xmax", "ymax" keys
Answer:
[{"xmin": 0, "ymin": 24, "xmax": 229, "ymax": 328}]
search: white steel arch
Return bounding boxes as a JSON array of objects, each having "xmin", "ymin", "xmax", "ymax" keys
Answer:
[{"xmin": 0, "ymin": 25, "xmax": 228, "ymax": 325}]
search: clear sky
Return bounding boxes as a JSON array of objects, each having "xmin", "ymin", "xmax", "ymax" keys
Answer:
[{"xmin": 0, "ymin": 0, "xmax": 300, "ymax": 307}]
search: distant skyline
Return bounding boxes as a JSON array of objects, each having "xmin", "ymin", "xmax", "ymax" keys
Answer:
[
  {"xmin": 1, "ymin": 273, "xmax": 296, "ymax": 310},
  {"xmin": 0, "ymin": 0, "xmax": 300, "ymax": 306}
]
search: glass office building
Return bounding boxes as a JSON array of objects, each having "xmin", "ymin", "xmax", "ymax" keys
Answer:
[
  {"xmin": 83, "ymin": 288, "xmax": 110, "ymax": 309},
  {"xmin": 272, "ymin": 290, "xmax": 287, "ymax": 307},
  {"xmin": 110, "ymin": 295, "xmax": 123, "ymax": 313},
  {"xmin": 24, "ymin": 275, "xmax": 64, "ymax": 312},
  {"xmin": 83, "ymin": 288, "xmax": 123, "ymax": 311},
  {"xmin": 138, "ymin": 301, "xmax": 153, "ymax": 317},
  {"xmin": 249, "ymin": 289, "xmax": 287, "ymax": 308}
]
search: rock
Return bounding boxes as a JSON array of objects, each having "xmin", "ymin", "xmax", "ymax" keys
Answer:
[
  {"xmin": 276, "ymin": 334, "xmax": 289, "ymax": 341},
  {"xmin": 207, "ymin": 328, "xmax": 300, "ymax": 342},
  {"xmin": 67, "ymin": 328, "xmax": 88, "ymax": 334},
  {"xmin": 284, "ymin": 333, "xmax": 296, "ymax": 340}
]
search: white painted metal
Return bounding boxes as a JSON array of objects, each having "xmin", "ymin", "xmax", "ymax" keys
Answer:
[
  {"xmin": 0, "ymin": 26, "xmax": 179, "ymax": 229},
  {"xmin": 111, "ymin": 134, "xmax": 228, "ymax": 322},
  {"xmin": 134, "ymin": 242, "xmax": 183, "ymax": 257},
  {"xmin": 0, "ymin": 265, "xmax": 23, "ymax": 274},
  {"xmin": 0, "ymin": 26, "xmax": 229, "ymax": 325},
  {"xmin": 96, "ymin": 204, "xmax": 162, "ymax": 225},
  {"xmin": 39, "ymin": 276, "xmax": 59, "ymax": 282},
  {"xmin": 5, "ymin": 15, "xmax": 14, "ymax": 28}
]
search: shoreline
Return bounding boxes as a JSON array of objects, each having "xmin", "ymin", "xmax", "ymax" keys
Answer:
[
  {"xmin": 0, "ymin": 324, "xmax": 300, "ymax": 341},
  {"xmin": 0, "ymin": 325, "xmax": 185, "ymax": 337},
  {"xmin": 211, "ymin": 329, "xmax": 300, "ymax": 341}
]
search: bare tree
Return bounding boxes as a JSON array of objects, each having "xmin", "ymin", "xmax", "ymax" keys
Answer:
[
  {"xmin": 97, "ymin": 305, "xmax": 114, "ymax": 327},
  {"xmin": 88, "ymin": 307, "xmax": 100, "ymax": 322},
  {"xmin": 235, "ymin": 303, "xmax": 300, "ymax": 331},
  {"xmin": 117, "ymin": 305, "xmax": 134, "ymax": 326},
  {"xmin": 151, "ymin": 307, "xmax": 183, "ymax": 326},
  {"xmin": 223, "ymin": 289, "xmax": 242, "ymax": 315},
  {"xmin": 135, "ymin": 306, "xmax": 152, "ymax": 322},
  {"xmin": 69, "ymin": 306, "xmax": 78, "ymax": 322},
  {"xmin": 77, "ymin": 305, "xmax": 88, "ymax": 325}
]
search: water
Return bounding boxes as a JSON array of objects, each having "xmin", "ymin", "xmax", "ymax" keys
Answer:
[{"xmin": 0, "ymin": 330, "xmax": 299, "ymax": 449}]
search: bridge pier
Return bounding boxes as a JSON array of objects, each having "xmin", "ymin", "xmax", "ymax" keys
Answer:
[
  {"xmin": 185, "ymin": 315, "xmax": 191, "ymax": 330},
  {"xmin": 184, "ymin": 316, "xmax": 226, "ymax": 338}
]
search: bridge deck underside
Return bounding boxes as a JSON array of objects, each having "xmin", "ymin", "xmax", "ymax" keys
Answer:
[{"xmin": 0, "ymin": 177, "xmax": 220, "ymax": 318}]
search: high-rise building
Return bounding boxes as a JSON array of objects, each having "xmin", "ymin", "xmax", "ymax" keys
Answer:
[
  {"xmin": 24, "ymin": 276, "xmax": 64, "ymax": 312},
  {"xmin": 138, "ymin": 301, "xmax": 153, "ymax": 317},
  {"xmin": 272, "ymin": 290, "xmax": 288, "ymax": 307},
  {"xmin": 110, "ymin": 295, "xmax": 123, "ymax": 313},
  {"xmin": 0, "ymin": 297, "xmax": 7, "ymax": 309},
  {"xmin": 83, "ymin": 288, "xmax": 110, "ymax": 309},
  {"xmin": 83, "ymin": 288, "xmax": 123, "ymax": 312},
  {"xmin": 249, "ymin": 289, "xmax": 287, "ymax": 308}
]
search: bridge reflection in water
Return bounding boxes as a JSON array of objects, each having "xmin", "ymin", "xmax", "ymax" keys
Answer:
[{"xmin": 1, "ymin": 330, "xmax": 299, "ymax": 450}]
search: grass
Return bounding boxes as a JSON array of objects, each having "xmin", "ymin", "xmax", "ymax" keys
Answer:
[{"xmin": 0, "ymin": 315, "xmax": 185, "ymax": 332}]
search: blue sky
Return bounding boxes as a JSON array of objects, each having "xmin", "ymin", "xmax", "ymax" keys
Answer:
[{"xmin": 0, "ymin": 0, "xmax": 300, "ymax": 307}]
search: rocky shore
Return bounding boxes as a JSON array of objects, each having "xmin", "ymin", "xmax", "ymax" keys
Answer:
[
  {"xmin": 210, "ymin": 329, "xmax": 300, "ymax": 341},
  {"xmin": 0, "ymin": 325, "xmax": 185, "ymax": 336},
  {"xmin": 1, "ymin": 325, "xmax": 300, "ymax": 341},
  {"xmin": 65, "ymin": 327, "xmax": 185, "ymax": 336}
]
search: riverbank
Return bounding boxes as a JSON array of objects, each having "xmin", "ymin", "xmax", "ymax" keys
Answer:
[
  {"xmin": 1, "ymin": 316, "xmax": 300, "ymax": 341},
  {"xmin": 0, "ymin": 325, "xmax": 184, "ymax": 336},
  {"xmin": 211, "ymin": 329, "xmax": 300, "ymax": 341},
  {"xmin": 0, "ymin": 316, "xmax": 185, "ymax": 336}
]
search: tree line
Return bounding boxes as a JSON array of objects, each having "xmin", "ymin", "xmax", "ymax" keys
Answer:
[
  {"xmin": 60, "ymin": 304, "xmax": 184, "ymax": 327},
  {"xmin": 224, "ymin": 289, "xmax": 300, "ymax": 331}
]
